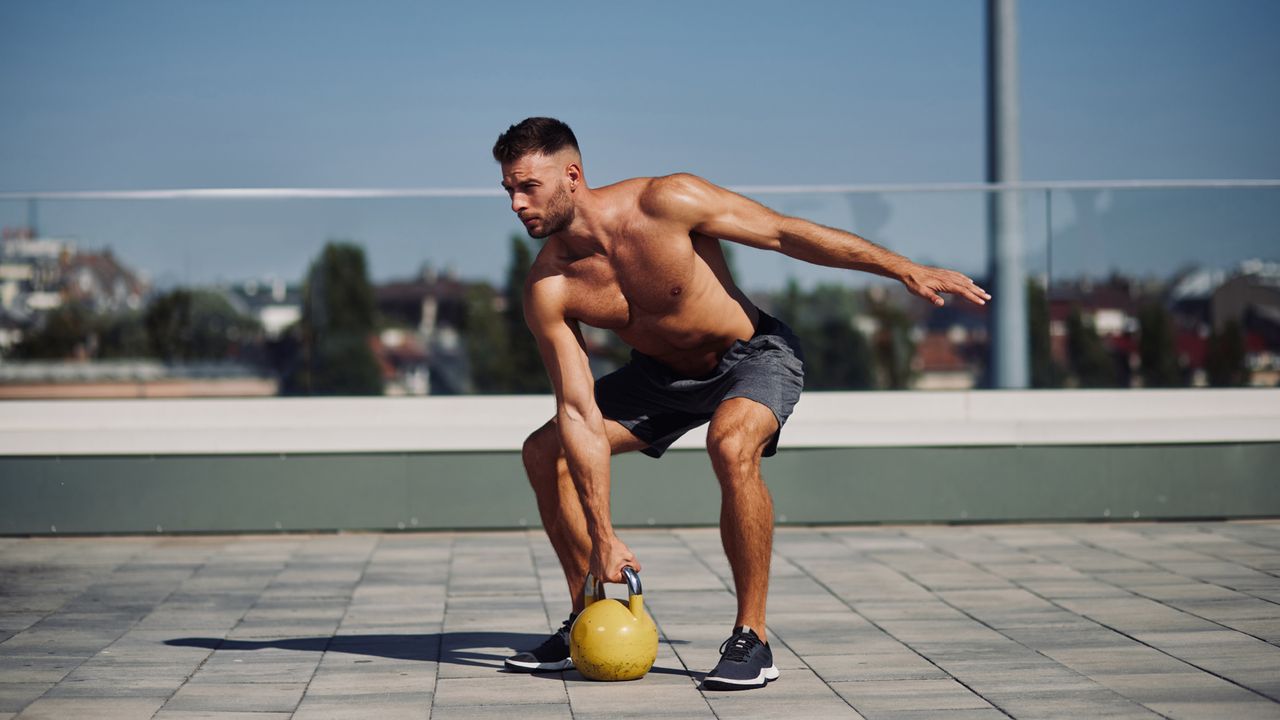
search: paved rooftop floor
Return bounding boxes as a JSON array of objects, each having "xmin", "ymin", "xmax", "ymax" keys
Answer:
[{"xmin": 1, "ymin": 521, "xmax": 1279, "ymax": 720}]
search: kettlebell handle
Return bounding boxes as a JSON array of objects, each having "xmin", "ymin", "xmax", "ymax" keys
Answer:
[
  {"xmin": 622, "ymin": 566, "xmax": 643, "ymax": 596},
  {"xmin": 582, "ymin": 566, "xmax": 643, "ymax": 602}
]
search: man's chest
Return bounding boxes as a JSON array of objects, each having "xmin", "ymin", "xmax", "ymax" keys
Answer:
[{"xmin": 560, "ymin": 240, "xmax": 698, "ymax": 329}]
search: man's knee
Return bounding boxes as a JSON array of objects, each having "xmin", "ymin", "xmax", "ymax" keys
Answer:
[
  {"xmin": 522, "ymin": 422, "xmax": 561, "ymax": 481},
  {"xmin": 706, "ymin": 430, "xmax": 762, "ymax": 485}
]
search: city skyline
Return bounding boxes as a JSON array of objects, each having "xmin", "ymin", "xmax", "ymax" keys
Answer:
[{"xmin": 2, "ymin": 183, "xmax": 1277, "ymax": 292}]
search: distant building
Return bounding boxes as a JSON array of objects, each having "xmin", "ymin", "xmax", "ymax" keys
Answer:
[
  {"xmin": 371, "ymin": 328, "xmax": 430, "ymax": 396},
  {"xmin": 61, "ymin": 248, "xmax": 148, "ymax": 314},
  {"xmin": 1211, "ymin": 260, "xmax": 1280, "ymax": 385},
  {"xmin": 226, "ymin": 277, "xmax": 301, "ymax": 340},
  {"xmin": 1, "ymin": 227, "xmax": 150, "ymax": 353},
  {"xmin": 372, "ymin": 266, "xmax": 472, "ymax": 395},
  {"xmin": 1, "ymin": 228, "xmax": 73, "ymax": 324},
  {"xmin": 912, "ymin": 331, "xmax": 976, "ymax": 390}
]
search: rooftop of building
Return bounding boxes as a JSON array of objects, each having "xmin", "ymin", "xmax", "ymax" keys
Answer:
[{"xmin": 1, "ymin": 521, "xmax": 1277, "ymax": 718}]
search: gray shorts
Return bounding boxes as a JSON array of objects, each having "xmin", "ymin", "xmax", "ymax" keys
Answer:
[{"xmin": 594, "ymin": 311, "xmax": 805, "ymax": 459}]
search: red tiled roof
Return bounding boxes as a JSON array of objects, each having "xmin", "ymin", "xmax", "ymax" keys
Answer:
[{"xmin": 915, "ymin": 332, "xmax": 968, "ymax": 372}]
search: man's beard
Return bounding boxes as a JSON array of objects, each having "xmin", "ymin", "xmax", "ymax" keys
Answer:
[{"xmin": 527, "ymin": 183, "xmax": 575, "ymax": 239}]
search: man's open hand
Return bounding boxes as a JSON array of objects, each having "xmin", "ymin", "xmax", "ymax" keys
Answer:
[
  {"xmin": 901, "ymin": 263, "xmax": 992, "ymax": 307},
  {"xmin": 590, "ymin": 536, "xmax": 641, "ymax": 584}
]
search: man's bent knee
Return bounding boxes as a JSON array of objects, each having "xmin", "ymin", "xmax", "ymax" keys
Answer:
[
  {"xmin": 707, "ymin": 432, "xmax": 762, "ymax": 486},
  {"xmin": 522, "ymin": 422, "xmax": 561, "ymax": 479}
]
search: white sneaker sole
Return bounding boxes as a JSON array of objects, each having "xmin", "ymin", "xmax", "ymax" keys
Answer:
[
  {"xmin": 504, "ymin": 657, "xmax": 573, "ymax": 672},
  {"xmin": 702, "ymin": 664, "xmax": 780, "ymax": 690}
]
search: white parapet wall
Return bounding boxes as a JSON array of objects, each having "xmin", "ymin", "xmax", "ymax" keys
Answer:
[{"xmin": 3, "ymin": 389, "xmax": 1279, "ymax": 457}]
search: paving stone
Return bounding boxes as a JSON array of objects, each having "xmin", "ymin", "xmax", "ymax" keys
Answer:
[
  {"xmin": 567, "ymin": 678, "xmax": 711, "ymax": 718},
  {"xmin": 151, "ymin": 707, "xmax": 291, "ymax": 712},
  {"xmin": 42, "ymin": 660, "xmax": 191, "ymax": 698},
  {"xmin": 1093, "ymin": 671, "xmax": 1275, "ymax": 706},
  {"xmin": 830, "ymin": 678, "xmax": 995, "ymax": 713},
  {"xmin": 980, "ymin": 686, "xmax": 1163, "ymax": 719},
  {"xmin": 293, "ymin": 692, "xmax": 432, "ymax": 719},
  {"xmin": 0, "ymin": 526, "xmax": 1275, "ymax": 717},
  {"xmin": 1039, "ymin": 645, "xmax": 1196, "ymax": 675},
  {"xmin": 1143, "ymin": 701, "xmax": 1280, "ymax": 720},
  {"xmin": 706, "ymin": 668, "xmax": 864, "ymax": 719},
  {"xmin": 14, "ymin": 697, "xmax": 166, "ymax": 719},
  {"xmin": 849, "ymin": 707, "xmax": 1008, "ymax": 712},
  {"xmin": 305, "ymin": 666, "xmax": 434, "ymax": 696},
  {"xmin": 163, "ymin": 682, "xmax": 306, "ymax": 713},
  {"xmin": 1, "ymin": 628, "xmax": 125, "ymax": 657},
  {"xmin": 433, "ymin": 675, "xmax": 568, "ymax": 706},
  {"xmin": 0, "ymin": 656, "xmax": 83, "ymax": 684},
  {"xmin": 804, "ymin": 651, "xmax": 948, "ymax": 682},
  {"xmin": 427, "ymin": 705, "xmax": 571, "ymax": 720},
  {"xmin": 0, "ymin": 684, "xmax": 50, "ymax": 714}
]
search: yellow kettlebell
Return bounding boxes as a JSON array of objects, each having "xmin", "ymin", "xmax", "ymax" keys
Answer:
[{"xmin": 569, "ymin": 566, "xmax": 658, "ymax": 681}]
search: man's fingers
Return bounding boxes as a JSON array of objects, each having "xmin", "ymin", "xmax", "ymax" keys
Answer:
[
  {"xmin": 962, "ymin": 287, "xmax": 988, "ymax": 306},
  {"xmin": 911, "ymin": 268, "xmax": 992, "ymax": 308}
]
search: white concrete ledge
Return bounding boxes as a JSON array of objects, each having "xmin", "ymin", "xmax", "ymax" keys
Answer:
[{"xmin": 3, "ymin": 389, "xmax": 1278, "ymax": 456}]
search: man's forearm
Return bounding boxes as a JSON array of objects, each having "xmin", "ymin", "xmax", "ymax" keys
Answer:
[
  {"xmin": 556, "ymin": 413, "xmax": 615, "ymax": 541},
  {"xmin": 777, "ymin": 216, "xmax": 914, "ymax": 280}
]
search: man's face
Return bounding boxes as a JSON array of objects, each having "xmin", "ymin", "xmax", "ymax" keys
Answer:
[{"xmin": 501, "ymin": 152, "xmax": 577, "ymax": 239}]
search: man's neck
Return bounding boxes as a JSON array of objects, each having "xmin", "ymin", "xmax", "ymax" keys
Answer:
[{"xmin": 554, "ymin": 188, "xmax": 611, "ymax": 257}]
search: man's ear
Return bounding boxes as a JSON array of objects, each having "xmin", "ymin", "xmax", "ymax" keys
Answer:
[{"xmin": 566, "ymin": 162, "xmax": 582, "ymax": 190}]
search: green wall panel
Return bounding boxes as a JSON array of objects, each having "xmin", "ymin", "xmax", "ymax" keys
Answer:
[{"xmin": 1, "ymin": 443, "xmax": 1277, "ymax": 534}]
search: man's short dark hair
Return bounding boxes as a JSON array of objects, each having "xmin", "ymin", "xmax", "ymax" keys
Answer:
[{"xmin": 492, "ymin": 117, "xmax": 580, "ymax": 164}]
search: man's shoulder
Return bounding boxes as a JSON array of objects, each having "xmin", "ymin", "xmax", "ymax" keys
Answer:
[
  {"xmin": 631, "ymin": 173, "xmax": 716, "ymax": 220},
  {"xmin": 522, "ymin": 265, "xmax": 568, "ymax": 330},
  {"xmin": 525, "ymin": 250, "xmax": 567, "ymax": 297}
]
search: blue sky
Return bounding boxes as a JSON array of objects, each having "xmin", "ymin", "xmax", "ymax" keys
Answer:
[{"xmin": 1, "ymin": 0, "xmax": 1277, "ymax": 288}]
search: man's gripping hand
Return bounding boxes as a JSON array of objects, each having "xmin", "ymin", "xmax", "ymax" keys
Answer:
[
  {"xmin": 900, "ymin": 263, "xmax": 992, "ymax": 307},
  {"xmin": 591, "ymin": 535, "xmax": 642, "ymax": 585}
]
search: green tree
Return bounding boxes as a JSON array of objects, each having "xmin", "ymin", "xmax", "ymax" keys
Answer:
[
  {"xmin": 1027, "ymin": 280, "xmax": 1063, "ymax": 388},
  {"xmin": 464, "ymin": 236, "xmax": 554, "ymax": 394},
  {"xmin": 11, "ymin": 303, "xmax": 95, "ymax": 359},
  {"xmin": 502, "ymin": 235, "xmax": 551, "ymax": 393},
  {"xmin": 463, "ymin": 282, "xmax": 510, "ymax": 394},
  {"xmin": 144, "ymin": 289, "xmax": 260, "ymax": 362},
  {"xmin": 98, "ymin": 310, "xmax": 150, "ymax": 358},
  {"xmin": 1065, "ymin": 307, "xmax": 1117, "ymax": 388},
  {"xmin": 1205, "ymin": 320, "xmax": 1249, "ymax": 387},
  {"xmin": 772, "ymin": 279, "xmax": 873, "ymax": 390},
  {"xmin": 774, "ymin": 278, "xmax": 805, "ymax": 331},
  {"xmin": 806, "ymin": 316, "xmax": 873, "ymax": 390},
  {"xmin": 1138, "ymin": 302, "xmax": 1182, "ymax": 387},
  {"xmin": 870, "ymin": 301, "xmax": 916, "ymax": 390},
  {"xmin": 287, "ymin": 241, "xmax": 383, "ymax": 395}
]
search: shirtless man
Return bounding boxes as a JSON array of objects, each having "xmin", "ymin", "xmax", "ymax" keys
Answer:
[{"xmin": 497, "ymin": 117, "xmax": 990, "ymax": 690}]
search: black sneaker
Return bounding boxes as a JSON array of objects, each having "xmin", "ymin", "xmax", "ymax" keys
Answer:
[
  {"xmin": 504, "ymin": 613, "xmax": 577, "ymax": 672},
  {"xmin": 701, "ymin": 626, "xmax": 780, "ymax": 690}
]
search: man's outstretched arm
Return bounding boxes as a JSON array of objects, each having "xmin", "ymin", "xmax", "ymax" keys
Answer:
[
  {"xmin": 647, "ymin": 173, "xmax": 991, "ymax": 307},
  {"xmin": 523, "ymin": 276, "xmax": 639, "ymax": 584}
]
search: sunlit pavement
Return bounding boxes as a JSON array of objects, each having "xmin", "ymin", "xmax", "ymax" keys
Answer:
[{"xmin": 1, "ymin": 522, "xmax": 1278, "ymax": 719}]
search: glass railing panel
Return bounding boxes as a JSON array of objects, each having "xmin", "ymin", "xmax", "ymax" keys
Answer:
[{"xmin": 1, "ymin": 183, "xmax": 1274, "ymax": 397}]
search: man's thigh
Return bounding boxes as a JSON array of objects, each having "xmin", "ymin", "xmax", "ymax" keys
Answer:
[
  {"xmin": 604, "ymin": 418, "xmax": 651, "ymax": 456},
  {"xmin": 534, "ymin": 416, "xmax": 651, "ymax": 456}
]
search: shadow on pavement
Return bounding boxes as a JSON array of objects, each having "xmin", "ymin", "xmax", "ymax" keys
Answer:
[{"xmin": 165, "ymin": 632, "xmax": 696, "ymax": 679}]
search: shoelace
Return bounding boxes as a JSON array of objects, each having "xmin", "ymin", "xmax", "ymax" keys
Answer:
[{"xmin": 718, "ymin": 631, "xmax": 760, "ymax": 663}]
